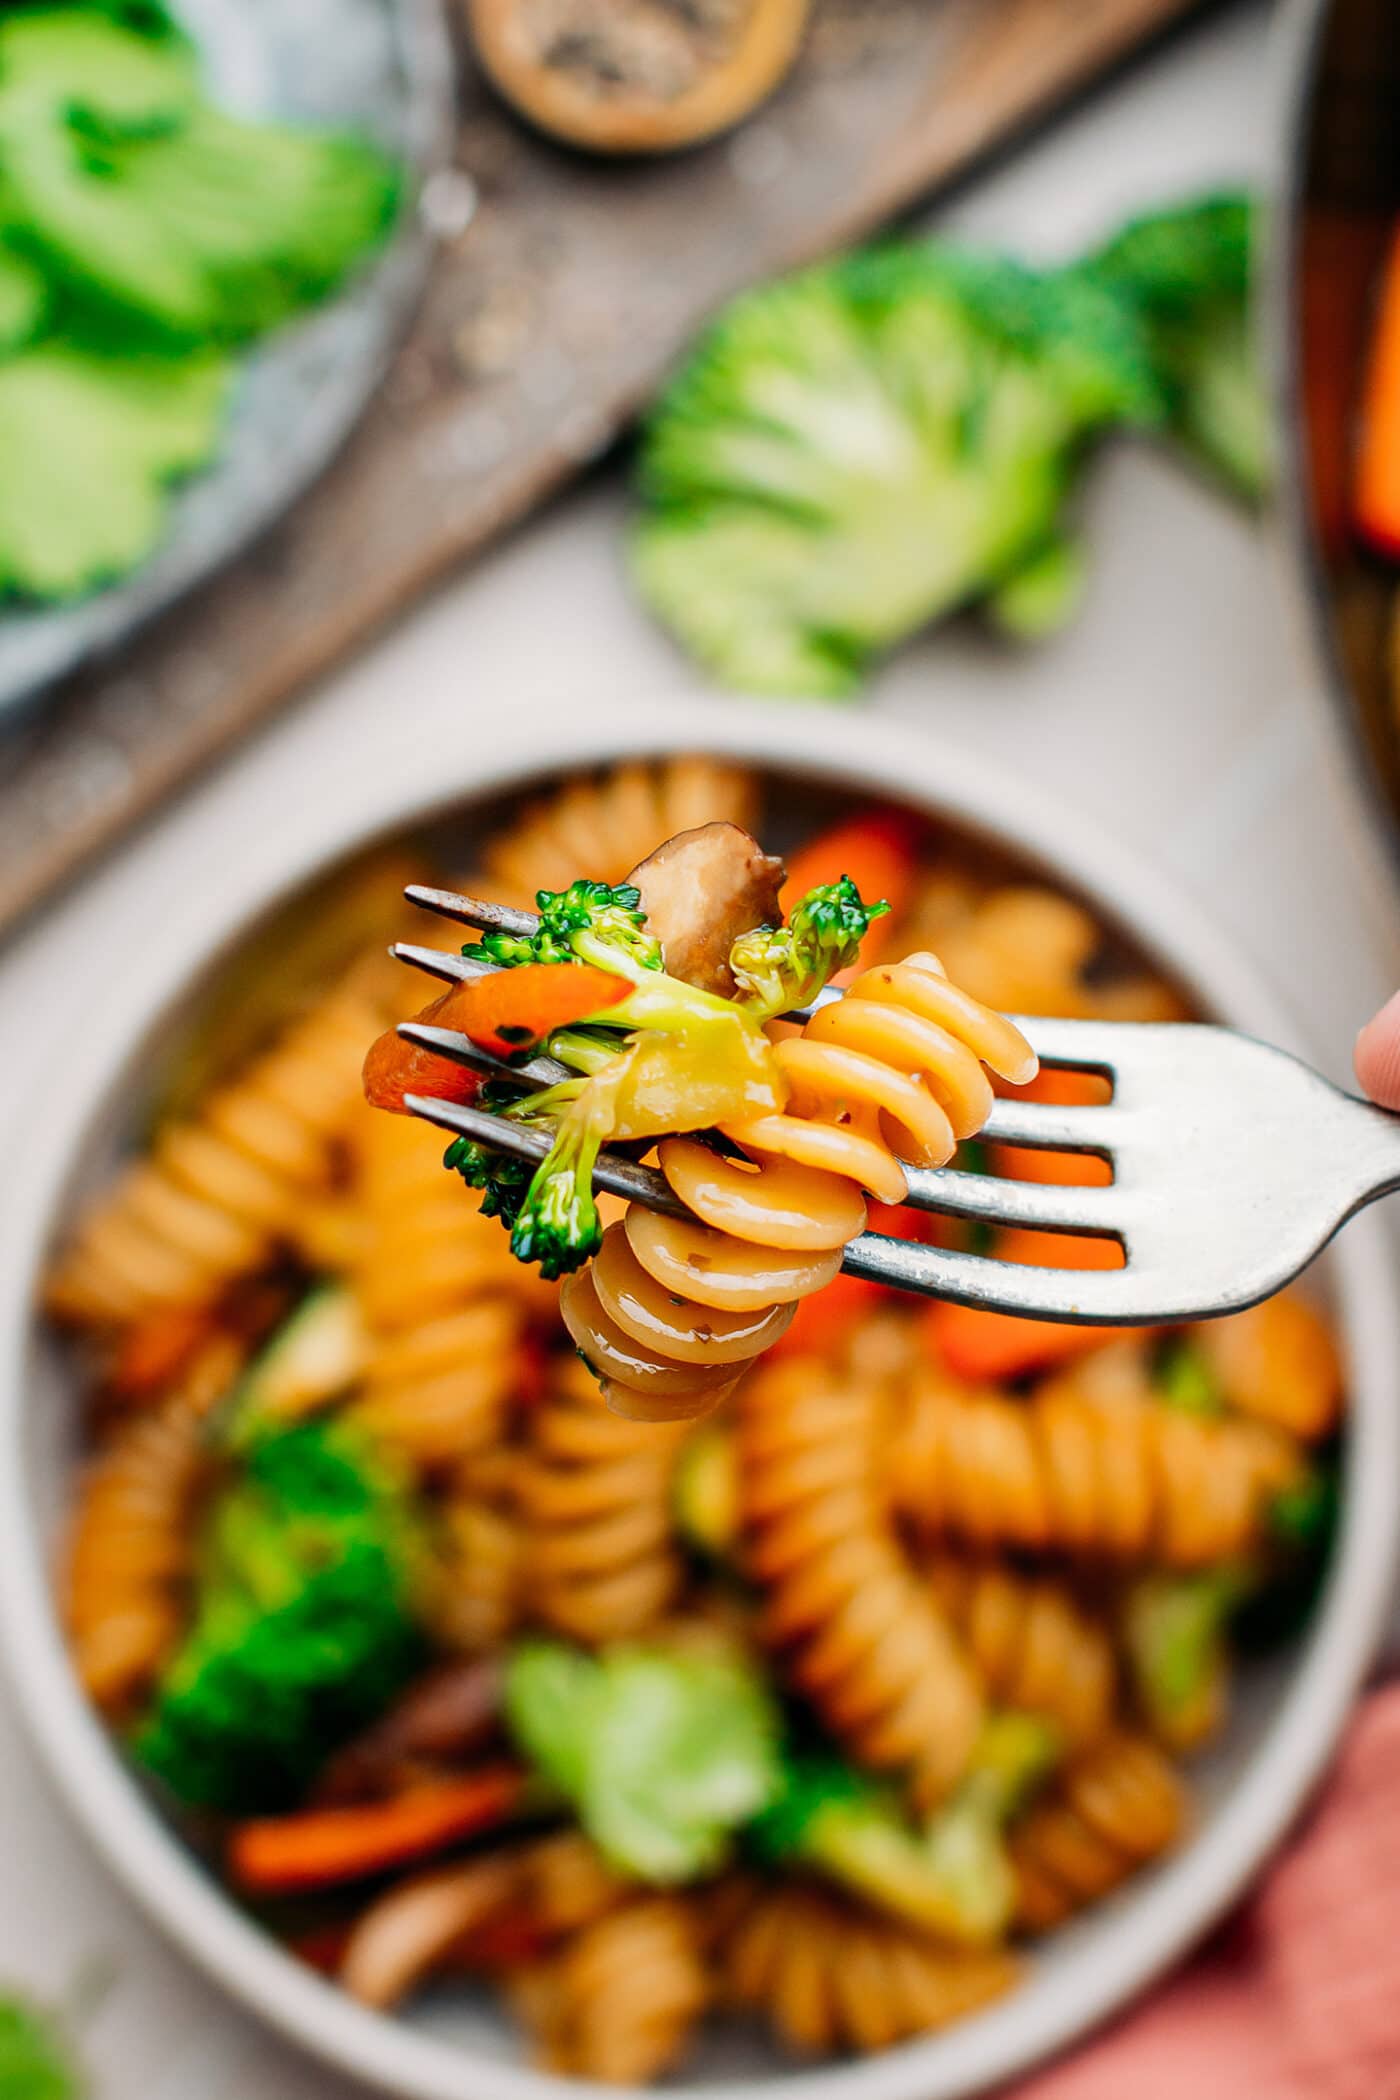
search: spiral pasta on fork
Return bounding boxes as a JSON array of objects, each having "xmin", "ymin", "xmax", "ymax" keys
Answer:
[{"xmin": 559, "ymin": 950, "xmax": 1035, "ymax": 1423}]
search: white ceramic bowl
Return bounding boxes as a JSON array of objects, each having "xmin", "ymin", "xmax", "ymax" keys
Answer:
[{"xmin": 2, "ymin": 700, "xmax": 1397, "ymax": 2100}]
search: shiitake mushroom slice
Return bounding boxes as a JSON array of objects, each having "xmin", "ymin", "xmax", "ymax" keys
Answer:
[{"xmin": 466, "ymin": 0, "xmax": 811, "ymax": 155}]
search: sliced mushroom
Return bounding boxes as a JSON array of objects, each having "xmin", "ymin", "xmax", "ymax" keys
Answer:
[
  {"xmin": 315, "ymin": 1659, "xmax": 504, "ymax": 1803},
  {"xmin": 466, "ymin": 0, "xmax": 811, "ymax": 155},
  {"xmin": 628, "ymin": 821, "xmax": 784, "ymax": 995},
  {"xmin": 341, "ymin": 1854, "xmax": 522, "ymax": 2010}
]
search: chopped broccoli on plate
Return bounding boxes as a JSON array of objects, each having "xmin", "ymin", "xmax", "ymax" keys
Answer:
[
  {"xmin": 0, "ymin": 1992, "xmax": 81, "ymax": 2100},
  {"xmin": 135, "ymin": 1419, "xmax": 425, "ymax": 1814},
  {"xmin": 505, "ymin": 1637, "xmax": 781, "ymax": 1883},
  {"xmin": 1082, "ymin": 192, "xmax": 1269, "ymax": 503},
  {"xmin": 632, "ymin": 241, "xmax": 1162, "ymax": 697},
  {"xmin": 0, "ymin": 345, "xmax": 230, "ymax": 600},
  {"xmin": 0, "ymin": 243, "xmax": 48, "ymax": 353}
]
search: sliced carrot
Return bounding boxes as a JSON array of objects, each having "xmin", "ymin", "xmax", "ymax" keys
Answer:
[
  {"xmin": 107, "ymin": 1305, "xmax": 217, "ymax": 1400},
  {"xmin": 781, "ymin": 808, "xmax": 923, "ymax": 967},
  {"xmin": 1355, "ymin": 223, "xmax": 1400, "ymax": 557},
  {"xmin": 228, "ymin": 1768, "xmax": 525, "ymax": 1895},
  {"xmin": 363, "ymin": 964, "xmax": 628, "ymax": 1114},
  {"xmin": 923, "ymin": 1228, "xmax": 1125, "ymax": 1384},
  {"xmin": 439, "ymin": 963, "xmax": 631, "ymax": 1060}
]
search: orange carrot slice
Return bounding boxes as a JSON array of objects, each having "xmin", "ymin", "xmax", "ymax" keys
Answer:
[{"xmin": 228, "ymin": 1768, "xmax": 525, "ymax": 1894}]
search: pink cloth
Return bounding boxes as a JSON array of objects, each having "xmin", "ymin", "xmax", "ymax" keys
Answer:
[{"xmin": 1010, "ymin": 1685, "xmax": 1400, "ymax": 2100}]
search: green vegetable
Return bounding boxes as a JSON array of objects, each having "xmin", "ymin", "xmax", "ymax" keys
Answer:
[
  {"xmin": 632, "ymin": 241, "xmax": 1161, "ymax": 697},
  {"xmin": 1, "ymin": 101, "xmax": 399, "ymax": 346},
  {"xmin": 1121, "ymin": 1566, "xmax": 1248, "ymax": 1746},
  {"xmin": 505, "ymin": 1638, "xmax": 781, "ymax": 1883},
  {"xmin": 672, "ymin": 1427, "xmax": 740, "ymax": 1560},
  {"xmin": 0, "ymin": 1993, "xmax": 80, "ymax": 2100},
  {"xmin": 0, "ymin": 9, "xmax": 198, "ymax": 135},
  {"xmin": 1083, "ymin": 193, "xmax": 1270, "ymax": 504},
  {"xmin": 136, "ymin": 1420, "xmax": 425, "ymax": 1813},
  {"xmin": 459, "ymin": 879, "xmax": 785, "ymax": 1279},
  {"xmin": 0, "ymin": 243, "xmax": 47, "ymax": 352},
  {"xmin": 0, "ymin": 346, "xmax": 229, "ymax": 599},
  {"xmin": 1154, "ymin": 1337, "xmax": 1225, "ymax": 1416},
  {"xmin": 751, "ymin": 1715, "xmax": 1058, "ymax": 1943},
  {"xmin": 477, "ymin": 880, "xmax": 663, "ymax": 975},
  {"xmin": 729, "ymin": 876, "xmax": 889, "ymax": 1016},
  {"xmin": 221, "ymin": 1288, "xmax": 366, "ymax": 1450},
  {"xmin": 984, "ymin": 534, "xmax": 1086, "ymax": 641},
  {"xmin": 0, "ymin": 4, "xmax": 402, "ymax": 606}
]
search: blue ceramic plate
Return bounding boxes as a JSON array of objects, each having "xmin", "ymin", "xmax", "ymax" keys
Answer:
[{"xmin": 0, "ymin": 0, "xmax": 454, "ymax": 723}]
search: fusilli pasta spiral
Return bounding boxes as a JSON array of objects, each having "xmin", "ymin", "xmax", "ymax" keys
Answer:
[
  {"xmin": 518, "ymin": 1354, "xmax": 689, "ymax": 1642},
  {"xmin": 890, "ymin": 1343, "xmax": 1302, "ymax": 1567},
  {"xmin": 1010, "ymin": 1731, "xmax": 1186, "ymax": 1931},
  {"xmin": 426, "ymin": 1491, "xmax": 524, "ymax": 1654},
  {"xmin": 347, "ymin": 1110, "xmax": 535, "ymax": 1471},
  {"xmin": 1194, "ymin": 1293, "xmax": 1343, "ymax": 1442},
  {"xmin": 46, "ymin": 971, "xmax": 393, "ymax": 1334},
  {"xmin": 560, "ymin": 951, "xmax": 1034, "ymax": 1423},
  {"xmin": 63, "ymin": 1351, "xmax": 232, "ymax": 1711},
  {"xmin": 921, "ymin": 1556, "xmax": 1116, "ymax": 1750},
  {"xmin": 721, "ymin": 1882, "xmax": 1017, "ymax": 2054},
  {"xmin": 738, "ymin": 1351, "xmax": 984, "ymax": 1810},
  {"xmin": 508, "ymin": 1896, "xmax": 710, "ymax": 2085}
]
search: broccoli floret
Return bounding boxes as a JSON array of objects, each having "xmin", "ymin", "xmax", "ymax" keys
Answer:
[
  {"xmin": 477, "ymin": 881, "xmax": 662, "ymax": 975},
  {"xmin": 983, "ymin": 533, "xmax": 1086, "ymax": 642},
  {"xmin": 632, "ymin": 240, "xmax": 1162, "ymax": 697},
  {"xmin": 508, "ymin": 1095, "xmax": 608, "ymax": 1279},
  {"xmin": 0, "ymin": 242, "xmax": 48, "ymax": 354},
  {"xmin": 0, "ymin": 1993, "xmax": 81, "ymax": 2100},
  {"xmin": 453, "ymin": 880, "xmax": 786, "ymax": 1277},
  {"xmin": 1121, "ymin": 1567, "xmax": 1249, "ymax": 1749},
  {"xmin": 0, "ymin": 346, "xmax": 230, "ymax": 601},
  {"xmin": 1082, "ymin": 192, "xmax": 1270, "ymax": 504},
  {"xmin": 505, "ymin": 1638, "xmax": 781, "ymax": 1883},
  {"xmin": 730, "ymin": 876, "xmax": 889, "ymax": 1015},
  {"xmin": 1154, "ymin": 1336, "xmax": 1225, "ymax": 1416},
  {"xmin": 135, "ymin": 1420, "xmax": 426, "ymax": 1814},
  {"xmin": 750, "ymin": 1716, "xmax": 1058, "ymax": 1943}
]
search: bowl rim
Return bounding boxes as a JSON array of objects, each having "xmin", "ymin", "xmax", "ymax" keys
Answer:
[{"xmin": 2, "ymin": 696, "xmax": 1397, "ymax": 2100}]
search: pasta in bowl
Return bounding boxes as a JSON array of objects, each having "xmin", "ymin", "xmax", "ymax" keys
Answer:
[{"xmin": 3, "ymin": 713, "xmax": 1398, "ymax": 2100}]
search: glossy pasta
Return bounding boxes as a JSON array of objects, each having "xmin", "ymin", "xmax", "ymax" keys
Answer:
[
  {"xmin": 508, "ymin": 1896, "xmax": 710, "ymax": 2085},
  {"xmin": 63, "ymin": 1362, "xmax": 227, "ymax": 1713},
  {"xmin": 46, "ymin": 968, "xmax": 395, "ymax": 1334},
  {"xmin": 721, "ymin": 1882, "xmax": 1017, "ymax": 2055},
  {"xmin": 1010, "ymin": 1732, "xmax": 1186, "ymax": 1930},
  {"xmin": 560, "ymin": 951, "xmax": 1035, "ymax": 1423},
  {"xmin": 922, "ymin": 1555, "xmax": 1116, "ymax": 1750},
  {"xmin": 738, "ymin": 1351, "xmax": 985, "ymax": 1810},
  {"xmin": 347, "ymin": 1109, "xmax": 534, "ymax": 1472},
  {"xmin": 518, "ymin": 1354, "xmax": 689, "ymax": 1642},
  {"xmin": 890, "ymin": 1342, "xmax": 1303, "ymax": 1566}
]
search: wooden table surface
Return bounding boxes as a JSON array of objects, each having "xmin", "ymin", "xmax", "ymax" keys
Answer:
[{"xmin": 0, "ymin": 0, "xmax": 1211, "ymax": 937}]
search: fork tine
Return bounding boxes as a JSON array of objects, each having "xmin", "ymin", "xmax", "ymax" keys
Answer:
[
  {"xmin": 842, "ymin": 1232, "xmax": 1138, "ymax": 1321},
  {"xmin": 392, "ymin": 941, "xmax": 498, "ymax": 986},
  {"xmin": 1006, "ymin": 1015, "xmax": 1122, "ymax": 1072},
  {"xmin": 979, "ymin": 1098, "xmax": 1122, "ymax": 1153},
  {"xmin": 902, "ymin": 1165, "xmax": 1124, "ymax": 1239},
  {"xmin": 403, "ymin": 1094, "xmax": 690, "ymax": 1215},
  {"xmin": 398, "ymin": 1021, "xmax": 574, "ymax": 1090},
  {"xmin": 406, "ymin": 885, "xmax": 540, "ymax": 937}
]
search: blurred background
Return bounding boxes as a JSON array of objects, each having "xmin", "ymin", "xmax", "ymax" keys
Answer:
[{"xmin": 2, "ymin": 0, "xmax": 1400, "ymax": 2093}]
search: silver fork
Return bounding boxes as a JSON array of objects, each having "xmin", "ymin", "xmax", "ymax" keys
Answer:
[{"xmin": 390, "ymin": 884, "xmax": 1400, "ymax": 1327}]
